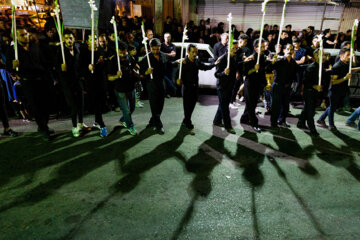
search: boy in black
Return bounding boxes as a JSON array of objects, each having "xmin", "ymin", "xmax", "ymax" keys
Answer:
[
  {"xmin": 213, "ymin": 41, "xmax": 240, "ymax": 134},
  {"xmin": 107, "ymin": 41, "xmax": 138, "ymax": 136},
  {"xmin": 81, "ymin": 35, "xmax": 108, "ymax": 137},
  {"xmin": 240, "ymin": 39, "xmax": 268, "ymax": 132},
  {"xmin": 297, "ymin": 48, "xmax": 323, "ymax": 136},
  {"xmin": 139, "ymin": 38, "xmax": 168, "ymax": 135},
  {"xmin": 178, "ymin": 43, "xmax": 219, "ymax": 135},
  {"xmin": 57, "ymin": 29, "xmax": 86, "ymax": 137}
]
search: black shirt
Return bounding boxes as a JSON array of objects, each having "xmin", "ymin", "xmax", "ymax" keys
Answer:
[
  {"xmin": 139, "ymin": 52, "xmax": 168, "ymax": 86},
  {"xmin": 302, "ymin": 62, "xmax": 325, "ymax": 89},
  {"xmin": 107, "ymin": 55, "xmax": 136, "ymax": 93},
  {"xmin": 213, "ymin": 42, "xmax": 228, "ymax": 60},
  {"xmin": 267, "ymin": 56, "xmax": 300, "ymax": 87},
  {"xmin": 57, "ymin": 44, "xmax": 82, "ymax": 90},
  {"xmin": 215, "ymin": 54, "xmax": 240, "ymax": 90},
  {"xmin": 6, "ymin": 43, "xmax": 48, "ymax": 79},
  {"xmin": 181, "ymin": 56, "xmax": 215, "ymax": 88},
  {"xmin": 243, "ymin": 53, "xmax": 267, "ymax": 89},
  {"xmin": 329, "ymin": 59, "xmax": 349, "ymax": 91}
]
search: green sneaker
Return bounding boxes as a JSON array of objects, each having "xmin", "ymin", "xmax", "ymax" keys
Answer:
[
  {"xmin": 128, "ymin": 126, "xmax": 137, "ymax": 136},
  {"xmin": 72, "ymin": 127, "xmax": 80, "ymax": 137}
]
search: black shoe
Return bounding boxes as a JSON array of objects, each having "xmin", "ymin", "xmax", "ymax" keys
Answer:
[
  {"xmin": 297, "ymin": 122, "xmax": 307, "ymax": 129},
  {"xmin": 310, "ymin": 130, "xmax": 319, "ymax": 137},
  {"xmin": 253, "ymin": 126, "xmax": 262, "ymax": 133},
  {"xmin": 47, "ymin": 128, "xmax": 55, "ymax": 134},
  {"xmin": 328, "ymin": 125, "xmax": 338, "ymax": 132},
  {"xmin": 3, "ymin": 129, "xmax": 18, "ymax": 137},
  {"xmin": 213, "ymin": 121, "xmax": 224, "ymax": 128},
  {"xmin": 317, "ymin": 119, "xmax": 327, "ymax": 128},
  {"xmin": 156, "ymin": 127, "xmax": 165, "ymax": 135},
  {"xmin": 278, "ymin": 122, "xmax": 290, "ymax": 128},
  {"xmin": 226, "ymin": 127, "xmax": 236, "ymax": 134},
  {"xmin": 270, "ymin": 124, "xmax": 279, "ymax": 130},
  {"xmin": 188, "ymin": 128, "xmax": 195, "ymax": 135}
]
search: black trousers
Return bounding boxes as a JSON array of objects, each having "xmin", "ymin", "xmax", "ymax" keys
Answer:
[
  {"xmin": 231, "ymin": 79, "xmax": 242, "ymax": 103},
  {"xmin": 182, "ymin": 85, "xmax": 198, "ymax": 128},
  {"xmin": 147, "ymin": 81, "xmax": 165, "ymax": 128},
  {"xmin": 299, "ymin": 88, "xmax": 317, "ymax": 131},
  {"xmin": 63, "ymin": 87, "xmax": 84, "ymax": 128},
  {"xmin": 21, "ymin": 77, "xmax": 52, "ymax": 131},
  {"xmin": 271, "ymin": 83, "xmax": 291, "ymax": 125},
  {"xmin": 0, "ymin": 82, "xmax": 9, "ymax": 129},
  {"xmin": 241, "ymin": 83, "xmax": 260, "ymax": 127},
  {"xmin": 214, "ymin": 87, "xmax": 232, "ymax": 129}
]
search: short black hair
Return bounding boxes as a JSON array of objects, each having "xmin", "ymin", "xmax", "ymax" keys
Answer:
[
  {"xmin": 187, "ymin": 43, "xmax": 197, "ymax": 52},
  {"xmin": 128, "ymin": 44, "xmax": 136, "ymax": 51},
  {"xmin": 239, "ymin": 34, "xmax": 249, "ymax": 40},
  {"xmin": 285, "ymin": 24, "xmax": 292, "ymax": 28},
  {"xmin": 340, "ymin": 41, "xmax": 350, "ymax": 48},
  {"xmin": 63, "ymin": 29, "xmax": 74, "ymax": 37},
  {"xmin": 118, "ymin": 41, "xmax": 128, "ymax": 51},
  {"xmin": 308, "ymin": 26, "xmax": 315, "ymax": 31},
  {"xmin": 253, "ymin": 38, "xmax": 265, "ymax": 48},
  {"xmin": 293, "ymin": 38, "xmax": 301, "ymax": 43},
  {"xmin": 150, "ymin": 38, "xmax": 161, "ymax": 47},
  {"xmin": 339, "ymin": 48, "xmax": 350, "ymax": 55}
]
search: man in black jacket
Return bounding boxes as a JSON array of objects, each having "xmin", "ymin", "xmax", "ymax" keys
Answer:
[
  {"xmin": 178, "ymin": 43, "xmax": 220, "ymax": 135},
  {"xmin": 240, "ymin": 38, "xmax": 268, "ymax": 132},
  {"xmin": 297, "ymin": 48, "xmax": 323, "ymax": 136},
  {"xmin": 213, "ymin": 41, "xmax": 240, "ymax": 134},
  {"xmin": 140, "ymin": 38, "xmax": 168, "ymax": 134},
  {"xmin": 267, "ymin": 43, "xmax": 300, "ymax": 128},
  {"xmin": 7, "ymin": 27, "xmax": 53, "ymax": 140}
]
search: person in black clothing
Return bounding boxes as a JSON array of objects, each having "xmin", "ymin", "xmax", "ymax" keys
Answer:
[
  {"xmin": 7, "ymin": 27, "xmax": 53, "ymax": 140},
  {"xmin": 317, "ymin": 48, "xmax": 360, "ymax": 131},
  {"xmin": 240, "ymin": 38, "xmax": 268, "ymax": 132},
  {"xmin": 230, "ymin": 34, "xmax": 252, "ymax": 109},
  {"xmin": 108, "ymin": 41, "xmax": 138, "ymax": 136},
  {"xmin": 140, "ymin": 38, "xmax": 168, "ymax": 134},
  {"xmin": 306, "ymin": 26, "xmax": 315, "ymax": 47},
  {"xmin": 0, "ymin": 81, "xmax": 18, "ymax": 136},
  {"xmin": 213, "ymin": 33, "xmax": 228, "ymax": 60},
  {"xmin": 80, "ymin": 35, "xmax": 108, "ymax": 137},
  {"xmin": 213, "ymin": 41, "xmax": 240, "ymax": 134},
  {"xmin": 267, "ymin": 43, "xmax": 300, "ymax": 128},
  {"xmin": 160, "ymin": 32, "xmax": 177, "ymax": 97},
  {"xmin": 177, "ymin": 43, "xmax": 220, "ymax": 135},
  {"xmin": 58, "ymin": 29, "xmax": 86, "ymax": 137},
  {"xmin": 297, "ymin": 48, "xmax": 324, "ymax": 136}
]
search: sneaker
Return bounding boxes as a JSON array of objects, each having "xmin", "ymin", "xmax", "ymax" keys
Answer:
[
  {"xmin": 72, "ymin": 127, "xmax": 80, "ymax": 137},
  {"xmin": 317, "ymin": 119, "xmax": 327, "ymax": 127},
  {"xmin": 100, "ymin": 127, "xmax": 107, "ymax": 137},
  {"xmin": 136, "ymin": 102, "xmax": 144, "ymax": 108},
  {"xmin": 278, "ymin": 122, "xmax": 290, "ymax": 128},
  {"xmin": 229, "ymin": 103, "xmax": 238, "ymax": 109},
  {"xmin": 3, "ymin": 129, "xmax": 18, "ymax": 137},
  {"xmin": 77, "ymin": 123, "xmax": 90, "ymax": 132},
  {"xmin": 345, "ymin": 122, "xmax": 357, "ymax": 128},
  {"xmin": 252, "ymin": 126, "xmax": 262, "ymax": 133},
  {"xmin": 22, "ymin": 119, "xmax": 30, "ymax": 123},
  {"xmin": 239, "ymin": 96, "xmax": 245, "ymax": 102},
  {"xmin": 93, "ymin": 122, "xmax": 101, "ymax": 129},
  {"xmin": 128, "ymin": 126, "xmax": 137, "ymax": 136},
  {"xmin": 328, "ymin": 125, "xmax": 338, "ymax": 131},
  {"xmin": 188, "ymin": 128, "xmax": 195, "ymax": 135},
  {"xmin": 119, "ymin": 120, "xmax": 127, "ymax": 128},
  {"xmin": 226, "ymin": 127, "xmax": 236, "ymax": 134}
]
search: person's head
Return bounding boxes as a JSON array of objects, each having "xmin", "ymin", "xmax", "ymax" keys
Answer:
[
  {"xmin": 98, "ymin": 34, "xmax": 108, "ymax": 48},
  {"xmin": 292, "ymin": 38, "xmax": 301, "ymax": 49},
  {"xmin": 283, "ymin": 43, "xmax": 294, "ymax": 57},
  {"xmin": 87, "ymin": 34, "xmax": 98, "ymax": 50},
  {"xmin": 264, "ymin": 40, "xmax": 269, "ymax": 50},
  {"xmin": 339, "ymin": 48, "xmax": 351, "ymax": 63},
  {"xmin": 264, "ymin": 24, "xmax": 269, "ymax": 31},
  {"xmin": 273, "ymin": 25, "xmax": 279, "ymax": 31},
  {"xmin": 281, "ymin": 31, "xmax": 288, "ymax": 39},
  {"xmin": 312, "ymin": 36, "xmax": 320, "ymax": 48},
  {"xmin": 323, "ymin": 29, "xmax": 331, "ymax": 37},
  {"xmin": 16, "ymin": 27, "xmax": 30, "ymax": 46},
  {"xmin": 220, "ymin": 33, "xmax": 229, "ymax": 45},
  {"xmin": 166, "ymin": 16, "xmax": 172, "ymax": 24},
  {"xmin": 187, "ymin": 43, "xmax": 198, "ymax": 60},
  {"xmin": 150, "ymin": 38, "xmax": 161, "ymax": 56},
  {"xmin": 28, "ymin": 28, "xmax": 39, "ymax": 44},
  {"xmin": 340, "ymin": 41, "xmax": 351, "ymax": 49},
  {"xmin": 118, "ymin": 41, "xmax": 128, "ymax": 58},
  {"xmin": 146, "ymin": 29, "xmax": 153, "ymax": 40},
  {"xmin": 128, "ymin": 44, "xmax": 137, "ymax": 56},
  {"xmin": 63, "ymin": 29, "xmax": 75, "ymax": 49},
  {"xmin": 164, "ymin": 32, "xmax": 172, "ymax": 44},
  {"xmin": 230, "ymin": 40, "xmax": 239, "ymax": 57},
  {"xmin": 253, "ymin": 38, "xmax": 265, "ymax": 55},
  {"xmin": 267, "ymin": 33, "xmax": 273, "ymax": 41},
  {"xmin": 307, "ymin": 26, "xmax": 315, "ymax": 34},
  {"xmin": 125, "ymin": 32, "xmax": 134, "ymax": 43},
  {"xmin": 238, "ymin": 34, "xmax": 248, "ymax": 48},
  {"xmin": 346, "ymin": 29, "xmax": 351, "ymax": 36},
  {"xmin": 285, "ymin": 24, "xmax": 292, "ymax": 31}
]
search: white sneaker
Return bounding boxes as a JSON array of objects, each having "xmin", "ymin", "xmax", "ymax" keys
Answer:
[
  {"xmin": 72, "ymin": 127, "xmax": 80, "ymax": 137},
  {"xmin": 229, "ymin": 103, "xmax": 238, "ymax": 109},
  {"xmin": 239, "ymin": 96, "xmax": 245, "ymax": 102}
]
